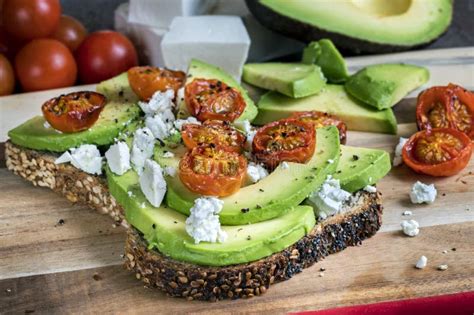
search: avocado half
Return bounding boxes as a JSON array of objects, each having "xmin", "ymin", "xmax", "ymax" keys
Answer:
[{"xmin": 245, "ymin": 0, "xmax": 453, "ymax": 53}]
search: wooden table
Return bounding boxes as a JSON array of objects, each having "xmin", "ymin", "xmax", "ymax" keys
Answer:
[{"xmin": 1, "ymin": 48, "xmax": 473, "ymax": 314}]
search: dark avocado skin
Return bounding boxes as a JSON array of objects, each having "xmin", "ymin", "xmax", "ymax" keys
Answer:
[{"xmin": 245, "ymin": 0, "xmax": 450, "ymax": 54}]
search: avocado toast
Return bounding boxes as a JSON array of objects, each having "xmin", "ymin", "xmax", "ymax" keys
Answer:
[{"xmin": 5, "ymin": 59, "xmax": 390, "ymax": 301}]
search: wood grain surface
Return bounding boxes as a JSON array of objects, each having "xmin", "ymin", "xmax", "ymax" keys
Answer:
[{"xmin": 0, "ymin": 48, "xmax": 473, "ymax": 314}]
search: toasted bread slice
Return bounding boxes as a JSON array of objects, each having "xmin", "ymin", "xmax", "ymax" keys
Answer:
[{"xmin": 5, "ymin": 141, "xmax": 383, "ymax": 301}]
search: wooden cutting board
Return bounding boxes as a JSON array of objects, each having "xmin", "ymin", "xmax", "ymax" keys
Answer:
[{"xmin": 1, "ymin": 48, "xmax": 473, "ymax": 314}]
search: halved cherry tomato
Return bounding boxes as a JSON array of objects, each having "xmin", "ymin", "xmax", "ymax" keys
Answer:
[
  {"xmin": 127, "ymin": 66, "xmax": 186, "ymax": 101},
  {"xmin": 416, "ymin": 84, "xmax": 474, "ymax": 140},
  {"xmin": 179, "ymin": 145, "xmax": 247, "ymax": 197},
  {"xmin": 185, "ymin": 78, "xmax": 246, "ymax": 122},
  {"xmin": 290, "ymin": 110, "xmax": 347, "ymax": 144},
  {"xmin": 252, "ymin": 118, "xmax": 316, "ymax": 169},
  {"xmin": 181, "ymin": 120, "xmax": 246, "ymax": 153},
  {"xmin": 402, "ymin": 128, "xmax": 472, "ymax": 177},
  {"xmin": 41, "ymin": 91, "xmax": 107, "ymax": 133}
]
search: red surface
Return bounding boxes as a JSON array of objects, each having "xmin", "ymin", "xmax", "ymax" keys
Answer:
[{"xmin": 292, "ymin": 291, "xmax": 474, "ymax": 315}]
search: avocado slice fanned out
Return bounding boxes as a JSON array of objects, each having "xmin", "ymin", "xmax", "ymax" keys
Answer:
[
  {"xmin": 246, "ymin": 0, "xmax": 452, "ymax": 54},
  {"xmin": 254, "ymin": 84, "xmax": 397, "ymax": 134},
  {"xmin": 106, "ymin": 168, "xmax": 316, "ymax": 267},
  {"xmin": 157, "ymin": 126, "xmax": 340, "ymax": 225}
]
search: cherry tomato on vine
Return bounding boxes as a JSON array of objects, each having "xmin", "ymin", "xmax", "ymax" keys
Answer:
[{"xmin": 127, "ymin": 66, "xmax": 185, "ymax": 101}]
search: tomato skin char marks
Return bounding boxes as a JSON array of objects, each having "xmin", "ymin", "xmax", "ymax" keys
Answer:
[
  {"xmin": 128, "ymin": 66, "xmax": 186, "ymax": 101},
  {"xmin": 416, "ymin": 84, "xmax": 474, "ymax": 140},
  {"xmin": 41, "ymin": 91, "xmax": 107, "ymax": 133},
  {"xmin": 402, "ymin": 128, "xmax": 472, "ymax": 177},
  {"xmin": 290, "ymin": 110, "xmax": 347, "ymax": 144},
  {"xmin": 185, "ymin": 78, "xmax": 246, "ymax": 122}
]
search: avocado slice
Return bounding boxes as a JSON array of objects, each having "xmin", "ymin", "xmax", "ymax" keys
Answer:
[
  {"xmin": 345, "ymin": 64, "xmax": 429, "ymax": 110},
  {"xmin": 8, "ymin": 101, "xmax": 141, "ymax": 152},
  {"xmin": 106, "ymin": 168, "xmax": 316, "ymax": 266},
  {"xmin": 334, "ymin": 145, "xmax": 391, "ymax": 193},
  {"xmin": 302, "ymin": 39, "xmax": 349, "ymax": 83},
  {"xmin": 254, "ymin": 85, "xmax": 397, "ymax": 134},
  {"xmin": 96, "ymin": 72, "xmax": 139, "ymax": 103},
  {"xmin": 157, "ymin": 126, "xmax": 340, "ymax": 225},
  {"xmin": 242, "ymin": 63, "xmax": 326, "ymax": 98},
  {"xmin": 178, "ymin": 59, "xmax": 258, "ymax": 123},
  {"xmin": 246, "ymin": 0, "xmax": 452, "ymax": 54}
]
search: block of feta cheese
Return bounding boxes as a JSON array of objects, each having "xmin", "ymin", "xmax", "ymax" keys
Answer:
[
  {"xmin": 161, "ymin": 16, "xmax": 250, "ymax": 81},
  {"xmin": 128, "ymin": 0, "xmax": 217, "ymax": 29}
]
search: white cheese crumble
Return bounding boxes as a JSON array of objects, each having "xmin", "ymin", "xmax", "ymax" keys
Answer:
[
  {"xmin": 131, "ymin": 127, "xmax": 156, "ymax": 174},
  {"xmin": 127, "ymin": 191, "xmax": 134, "ymax": 197},
  {"xmin": 177, "ymin": 87, "xmax": 185, "ymax": 103},
  {"xmin": 55, "ymin": 144, "xmax": 103, "ymax": 175},
  {"xmin": 401, "ymin": 219, "xmax": 420, "ymax": 237},
  {"xmin": 145, "ymin": 113, "xmax": 175, "ymax": 140},
  {"xmin": 185, "ymin": 197, "xmax": 227, "ymax": 244},
  {"xmin": 438, "ymin": 264, "xmax": 448, "ymax": 271},
  {"xmin": 246, "ymin": 162, "xmax": 268, "ymax": 184},
  {"xmin": 327, "ymin": 159, "xmax": 334, "ymax": 164},
  {"xmin": 173, "ymin": 116, "xmax": 201, "ymax": 131},
  {"xmin": 138, "ymin": 89, "xmax": 175, "ymax": 117},
  {"xmin": 234, "ymin": 119, "xmax": 256, "ymax": 150},
  {"xmin": 139, "ymin": 159, "xmax": 167, "ymax": 207},
  {"xmin": 416, "ymin": 256, "xmax": 427, "ymax": 269},
  {"xmin": 162, "ymin": 151, "xmax": 175, "ymax": 158},
  {"xmin": 105, "ymin": 141, "xmax": 131, "ymax": 176},
  {"xmin": 402, "ymin": 210, "xmax": 413, "ymax": 216},
  {"xmin": 164, "ymin": 166, "xmax": 176, "ymax": 177},
  {"xmin": 393, "ymin": 137, "xmax": 408, "ymax": 166},
  {"xmin": 43, "ymin": 121, "xmax": 51, "ymax": 129},
  {"xmin": 364, "ymin": 185, "xmax": 377, "ymax": 193},
  {"xmin": 280, "ymin": 161, "xmax": 290, "ymax": 170},
  {"xmin": 307, "ymin": 176, "xmax": 351, "ymax": 219},
  {"xmin": 410, "ymin": 181, "xmax": 437, "ymax": 204}
]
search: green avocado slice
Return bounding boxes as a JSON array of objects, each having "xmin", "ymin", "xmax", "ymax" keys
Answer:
[
  {"xmin": 96, "ymin": 72, "xmax": 139, "ymax": 103},
  {"xmin": 334, "ymin": 145, "xmax": 391, "ymax": 193},
  {"xmin": 242, "ymin": 62, "xmax": 326, "ymax": 98},
  {"xmin": 302, "ymin": 39, "xmax": 349, "ymax": 83},
  {"xmin": 8, "ymin": 101, "xmax": 141, "ymax": 152},
  {"xmin": 345, "ymin": 63, "xmax": 429, "ymax": 110},
  {"xmin": 106, "ymin": 168, "xmax": 316, "ymax": 266},
  {"xmin": 253, "ymin": 84, "xmax": 397, "ymax": 134},
  {"xmin": 177, "ymin": 59, "xmax": 258, "ymax": 123},
  {"xmin": 157, "ymin": 126, "xmax": 340, "ymax": 225}
]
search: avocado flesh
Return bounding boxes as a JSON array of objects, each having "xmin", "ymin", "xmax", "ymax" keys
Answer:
[
  {"xmin": 254, "ymin": 85, "xmax": 397, "ymax": 134},
  {"xmin": 302, "ymin": 39, "xmax": 349, "ymax": 83},
  {"xmin": 334, "ymin": 145, "xmax": 391, "ymax": 193},
  {"xmin": 8, "ymin": 101, "xmax": 141, "ymax": 152},
  {"xmin": 246, "ymin": 0, "xmax": 452, "ymax": 53},
  {"xmin": 96, "ymin": 72, "xmax": 139, "ymax": 104},
  {"xmin": 242, "ymin": 63, "xmax": 326, "ymax": 98},
  {"xmin": 178, "ymin": 59, "xmax": 258, "ymax": 123},
  {"xmin": 345, "ymin": 64, "xmax": 429, "ymax": 110},
  {"xmin": 158, "ymin": 126, "xmax": 340, "ymax": 225},
  {"xmin": 106, "ymin": 168, "xmax": 316, "ymax": 266}
]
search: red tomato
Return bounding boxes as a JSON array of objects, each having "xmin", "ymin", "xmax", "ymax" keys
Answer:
[
  {"xmin": 290, "ymin": 110, "xmax": 347, "ymax": 144},
  {"xmin": 181, "ymin": 120, "xmax": 246, "ymax": 152},
  {"xmin": 0, "ymin": 27, "xmax": 25, "ymax": 60},
  {"xmin": 185, "ymin": 78, "xmax": 246, "ymax": 122},
  {"xmin": 41, "ymin": 91, "xmax": 107, "ymax": 133},
  {"xmin": 402, "ymin": 128, "xmax": 472, "ymax": 177},
  {"xmin": 75, "ymin": 31, "xmax": 138, "ymax": 84},
  {"xmin": 179, "ymin": 145, "xmax": 247, "ymax": 197},
  {"xmin": 15, "ymin": 39, "xmax": 77, "ymax": 92},
  {"xmin": 0, "ymin": 53, "xmax": 14, "ymax": 96},
  {"xmin": 127, "ymin": 66, "xmax": 186, "ymax": 101},
  {"xmin": 50, "ymin": 15, "xmax": 87, "ymax": 52},
  {"xmin": 2, "ymin": 0, "xmax": 61, "ymax": 40},
  {"xmin": 252, "ymin": 118, "xmax": 316, "ymax": 169}
]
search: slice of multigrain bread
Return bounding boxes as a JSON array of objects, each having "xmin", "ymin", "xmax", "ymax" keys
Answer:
[{"xmin": 5, "ymin": 141, "xmax": 383, "ymax": 301}]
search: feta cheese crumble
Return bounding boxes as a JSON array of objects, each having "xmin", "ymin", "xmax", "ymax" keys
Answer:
[
  {"xmin": 410, "ymin": 181, "xmax": 437, "ymax": 204},
  {"xmin": 164, "ymin": 166, "xmax": 177, "ymax": 177},
  {"xmin": 364, "ymin": 185, "xmax": 377, "ymax": 193},
  {"xmin": 131, "ymin": 127, "xmax": 156, "ymax": 174},
  {"xmin": 173, "ymin": 116, "xmax": 200, "ymax": 131},
  {"xmin": 234, "ymin": 119, "xmax": 256, "ymax": 150},
  {"xmin": 401, "ymin": 219, "xmax": 420, "ymax": 237},
  {"xmin": 55, "ymin": 144, "xmax": 103, "ymax": 175},
  {"xmin": 105, "ymin": 141, "xmax": 131, "ymax": 175},
  {"xmin": 307, "ymin": 176, "xmax": 352, "ymax": 219},
  {"xmin": 138, "ymin": 89, "xmax": 174, "ymax": 117},
  {"xmin": 246, "ymin": 162, "xmax": 268, "ymax": 184},
  {"xmin": 438, "ymin": 264, "xmax": 448, "ymax": 271},
  {"xmin": 280, "ymin": 161, "xmax": 290, "ymax": 170},
  {"xmin": 162, "ymin": 151, "xmax": 175, "ymax": 158},
  {"xmin": 327, "ymin": 159, "xmax": 334, "ymax": 164},
  {"xmin": 139, "ymin": 159, "xmax": 167, "ymax": 207},
  {"xmin": 43, "ymin": 121, "xmax": 51, "ymax": 129},
  {"xmin": 416, "ymin": 256, "xmax": 427, "ymax": 269},
  {"xmin": 402, "ymin": 210, "xmax": 413, "ymax": 216},
  {"xmin": 145, "ymin": 113, "xmax": 175, "ymax": 140},
  {"xmin": 185, "ymin": 197, "xmax": 227, "ymax": 244},
  {"xmin": 393, "ymin": 137, "xmax": 408, "ymax": 166}
]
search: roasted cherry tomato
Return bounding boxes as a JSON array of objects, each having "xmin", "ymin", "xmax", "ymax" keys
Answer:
[
  {"xmin": 416, "ymin": 84, "xmax": 474, "ymax": 140},
  {"xmin": 127, "ymin": 66, "xmax": 185, "ymax": 101},
  {"xmin": 185, "ymin": 78, "xmax": 246, "ymax": 122},
  {"xmin": 41, "ymin": 91, "xmax": 107, "ymax": 133},
  {"xmin": 290, "ymin": 110, "xmax": 347, "ymax": 144},
  {"xmin": 181, "ymin": 120, "xmax": 246, "ymax": 153},
  {"xmin": 179, "ymin": 145, "xmax": 247, "ymax": 197},
  {"xmin": 252, "ymin": 118, "xmax": 316, "ymax": 169},
  {"xmin": 402, "ymin": 128, "xmax": 472, "ymax": 177}
]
